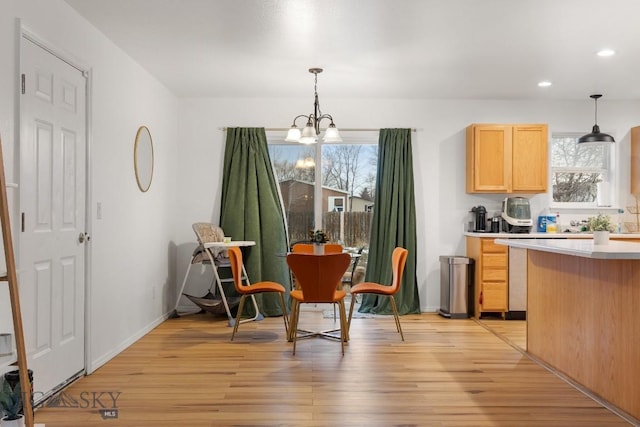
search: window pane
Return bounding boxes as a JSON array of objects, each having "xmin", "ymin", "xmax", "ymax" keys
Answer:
[
  {"xmin": 321, "ymin": 144, "xmax": 377, "ymax": 248},
  {"xmin": 268, "ymin": 144, "xmax": 316, "ymax": 243},
  {"xmin": 551, "ymin": 137, "xmax": 608, "ymax": 168},
  {"xmin": 552, "ymin": 172, "xmax": 601, "ymax": 202},
  {"xmin": 551, "ymin": 134, "xmax": 612, "ymax": 204}
]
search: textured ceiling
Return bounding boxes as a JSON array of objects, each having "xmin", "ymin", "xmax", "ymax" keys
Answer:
[{"xmin": 63, "ymin": 0, "xmax": 640, "ymax": 100}]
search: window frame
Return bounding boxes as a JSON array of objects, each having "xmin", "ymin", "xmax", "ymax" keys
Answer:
[{"xmin": 549, "ymin": 132, "xmax": 617, "ymax": 209}]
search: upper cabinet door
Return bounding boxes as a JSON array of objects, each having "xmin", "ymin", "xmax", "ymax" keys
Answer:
[
  {"xmin": 466, "ymin": 124, "xmax": 512, "ymax": 193},
  {"xmin": 511, "ymin": 125, "xmax": 548, "ymax": 193},
  {"xmin": 466, "ymin": 123, "xmax": 548, "ymax": 194}
]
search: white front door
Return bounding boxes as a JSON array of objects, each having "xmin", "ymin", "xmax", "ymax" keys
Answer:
[{"xmin": 19, "ymin": 35, "xmax": 87, "ymax": 400}]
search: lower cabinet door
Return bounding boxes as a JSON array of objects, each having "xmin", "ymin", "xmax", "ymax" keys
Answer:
[{"xmin": 481, "ymin": 282, "xmax": 507, "ymax": 311}]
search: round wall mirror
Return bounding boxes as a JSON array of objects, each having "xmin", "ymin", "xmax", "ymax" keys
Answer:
[{"xmin": 134, "ymin": 126, "xmax": 154, "ymax": 192}]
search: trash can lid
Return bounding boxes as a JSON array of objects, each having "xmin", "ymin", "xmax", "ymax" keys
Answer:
[{"xmin": 439, "ymin": 255, "xmax": 472, "ymax": 264}]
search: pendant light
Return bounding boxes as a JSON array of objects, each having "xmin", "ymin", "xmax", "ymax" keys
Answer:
[
  {"xmin": 578, "ymin": 94, "xmax": 615, "ymax": 144},
  {"xmin": 285, "ymin": 68, "xmax": 342, "ymax": 144}
]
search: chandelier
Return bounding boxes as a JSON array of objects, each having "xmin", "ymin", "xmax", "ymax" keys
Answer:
[{"xmin": 285, "ymin": 68, "xmax": 342, "ymax": 144}]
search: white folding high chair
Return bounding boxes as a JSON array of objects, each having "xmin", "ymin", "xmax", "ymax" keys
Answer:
[{"xmin": 173, "ymin": 223, "xmax": 261, "ymax": 326}]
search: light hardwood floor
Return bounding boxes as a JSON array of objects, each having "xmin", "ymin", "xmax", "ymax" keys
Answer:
[
  {"xmin": 34, "ymin": 312, "xmax": 635, "ymax": 426},
  {"xmin": 478, "ymin": 318, "xmax": 526, "ymax": 350}
]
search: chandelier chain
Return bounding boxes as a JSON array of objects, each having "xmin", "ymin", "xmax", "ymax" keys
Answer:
[{"xmin": 314, "ymin": 71, "xmax": 323, "ymax": 118}]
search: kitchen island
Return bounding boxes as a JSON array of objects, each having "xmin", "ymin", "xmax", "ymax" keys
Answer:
[
  {"xmin": 466, "ymin": 231, "xmax": 640, "ymax": 239},
  {"xmin": 466, "ymin": 232, "xmax": 640, "ymax": 319},
  {"xmin": 495, "ymin": 238, "xmax": 640, "ymax": 422}
]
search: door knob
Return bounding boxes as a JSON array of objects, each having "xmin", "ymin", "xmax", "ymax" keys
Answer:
[{"xmin": 78, "ymin": 232, "xmax": 90, "ymax": 243}]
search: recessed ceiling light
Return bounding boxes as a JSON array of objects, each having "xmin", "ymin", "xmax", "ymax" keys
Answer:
[
  {"xmin": 597, "ymin": 49, "xmax": 616, "ymax": 57},
  {"xmin": 538, "ymin": 81, "xmax": 552, "ymax": 88}
]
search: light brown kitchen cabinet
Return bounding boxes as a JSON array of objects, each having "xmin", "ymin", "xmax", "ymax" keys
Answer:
[
  {"xmin": 466, "ymin": 237, "xmax": 508, "ymax": 318},
  {"xmin": 630, "ymin": 126, "xmax": 640, "ymax": 194},
  {"xmin": 466, "ymin": 123, "xmax": 548, "ymax": 193}
]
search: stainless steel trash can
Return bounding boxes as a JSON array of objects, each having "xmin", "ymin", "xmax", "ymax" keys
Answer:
[{"xmin": 438, "ymin": 256, "xmax": 474, "ymax": 319}]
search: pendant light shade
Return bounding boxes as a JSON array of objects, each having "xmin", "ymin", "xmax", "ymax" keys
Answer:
[
  {"xmin": 284, "ymin": 126, "xmax": 301, "ymax": 142},
  {"xmin": 299, "ymin": 119, "xmax": 318, "ymax": 144},
  {"xmin": 578, "ymin": 94, "xmax": 615, "ymax": 144},
  {"xmin": 322, "ymin": 123, "xmax": 342, "ymax": 142}
]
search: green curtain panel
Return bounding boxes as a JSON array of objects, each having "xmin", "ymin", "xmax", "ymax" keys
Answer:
[
  {"xmin": 219, "ymin": 127, "xmax": 291, "ymax": 316},
  {"xmin": 359, "ymin": 128, "xmax": 420, "ymax": 315}
]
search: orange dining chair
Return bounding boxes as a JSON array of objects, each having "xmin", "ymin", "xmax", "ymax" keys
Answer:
[
  {"xmin": 291, "ymin": 243, "xmax": 343, "ymax": 254},
  {"xmin": 348, "ymin": 247, "xmax": 408, "ymax": 341},
  {"xmin": 291, "ymin": 242, "xmax": 345, "ymax": 320},
  {"xmin": 227, "ymin": 247, "xmax": 288, "ymax": 341},
  {"xmin": 324, "ymin": 243, "xmax": 344, "ymax": 254},
  {"xmin": 286, "ymin": 252, "xmax": 352, "ymax": 355},
  {"xmin": 291, "ymin": 242, "xmax": 312, "ymax": 253}
]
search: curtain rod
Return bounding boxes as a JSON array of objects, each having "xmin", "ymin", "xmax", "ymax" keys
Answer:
[{"xmin": 219, "ymin": 127, "xmax": 417, "ymax": 132}]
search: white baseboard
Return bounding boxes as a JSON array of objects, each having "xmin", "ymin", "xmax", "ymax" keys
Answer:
[{"xmin": 88, "ymin": 311, "xmax": 171, "ymax": 374}]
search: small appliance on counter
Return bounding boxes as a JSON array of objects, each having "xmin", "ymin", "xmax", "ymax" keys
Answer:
[
  {"xmin": 501, "ymin": 197, "xmax": 532, "ymax": 233},
  {"xmin": 470, "ymin": 205, "xmax": 488, "ymax": 232},
  {"xmin": 490, "ymin": 216, "xmax": 501, "ymax": 233}
]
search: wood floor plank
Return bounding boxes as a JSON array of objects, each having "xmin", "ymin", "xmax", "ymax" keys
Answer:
[{"xmin": 34, "ymin": 313, "xmax": 635, "ymax": 426}]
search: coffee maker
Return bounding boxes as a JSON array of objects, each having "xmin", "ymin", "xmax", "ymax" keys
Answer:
[{"xmin": 471, "ymin": 205, "xmax": 487, "ymax": 232}]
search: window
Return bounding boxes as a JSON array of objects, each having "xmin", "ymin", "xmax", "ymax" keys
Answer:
[
  {"xmin": 550, "ymin": 133, "xmax": 615, "ymax": 207},
  {"xmin": 267, "ymin": 133, "xmax": 378, "ymax": 251},
  {"xmin": 328, "ymin": 196, "xmax": 345, "ymax": 212}
]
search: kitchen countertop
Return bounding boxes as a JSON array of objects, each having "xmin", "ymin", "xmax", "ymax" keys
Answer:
[
  {"xmin": 465, "ymin": 231, "xmax": 640, "ymax": 239},
  {"xmin": 495, "ymin": 238, "xmax": 640, "ymax": 259}
]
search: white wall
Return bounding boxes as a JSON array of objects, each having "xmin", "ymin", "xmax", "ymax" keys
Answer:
[
  {"xmin": 0, "ymin": 0, "xmax": 180, "ymax": 373},
  {"xmin": 177, "ymin": 97, "xmax": 640, "ymax": 312}
]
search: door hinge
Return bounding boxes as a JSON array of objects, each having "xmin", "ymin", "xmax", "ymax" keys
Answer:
[
  {"xmin": 21, "ymin": 212, "xmax": 24, "ymax": 232},
  {"xmin": 21, "ymin": 74, "xmax": 25, "ymax": 94}
]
